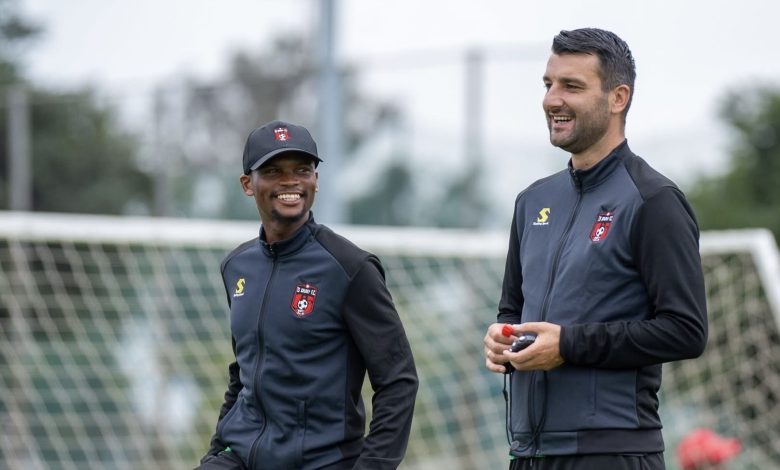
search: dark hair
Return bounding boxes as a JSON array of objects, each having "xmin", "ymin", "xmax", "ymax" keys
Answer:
[{"xmin": 552, "ymin": 28, "xmax": 636, "ymax": 119}]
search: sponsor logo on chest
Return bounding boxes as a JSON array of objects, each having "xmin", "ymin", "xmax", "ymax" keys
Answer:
[
  {"xmin": 233, "ymin": 278, "xmax": 246, "ymax": 297},
  {"xmin": 291, "ymin": 283, "xmax": 318, "ymax": 318},
  {"xmin": 590, "ymin": 210, "xmax": 614, "ymax": 242},
  {"xmin": 532, "ymin": 207, "xmax": 551, "ymax": 226}
]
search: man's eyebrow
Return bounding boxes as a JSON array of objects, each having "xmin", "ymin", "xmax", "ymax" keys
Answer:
[
  {"xmin": 544, "ymin": 75, "xmax": 588, "ymax": 86},
  {"xmin": 562, "ymin": 77, "xmax": 587, "ymax": 85}
]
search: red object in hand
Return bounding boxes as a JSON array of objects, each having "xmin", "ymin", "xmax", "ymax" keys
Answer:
[{"xmin": 501, "ymin": 324, "xmax": 514, "ymax": 337}]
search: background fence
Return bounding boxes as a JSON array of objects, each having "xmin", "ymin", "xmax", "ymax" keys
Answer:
[{"xmin": 1, "ymin": 212, "xmax": 779, "ymax": 469}]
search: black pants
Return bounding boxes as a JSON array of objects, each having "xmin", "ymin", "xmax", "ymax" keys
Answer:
[
  {"xmin": 509, "ymin": 453, "xmax": 665, "ymax": 470},
  {"xmin": 193, "ymin": 452, "xmax": 359, "ymax": 470},
  {"xmin": 193, "ymin": 450, "xmax": 247, "ymax": 470}
]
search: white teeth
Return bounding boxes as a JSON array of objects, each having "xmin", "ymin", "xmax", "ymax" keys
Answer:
[
  {"xmin": 277, "ymin": 193, "xmax": 301, "ymax": 202},
  {"xmin": 552, "ymin": 116, "xmax": 572, "ymax": 122}
]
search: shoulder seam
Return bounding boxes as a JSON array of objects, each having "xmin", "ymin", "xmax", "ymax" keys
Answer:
[
  {"xmin": 220, "ymin": 238, "xmax": 258, "ymax": 275},
  {"xmin": 621, "ymin": 153, "xmax": 679, "ymax": 203},
  {"xmin": 312, "ymin": 225, "xmax": 372, "ymax": 280},
  {"xmin": 515, "ymin": 169, "xmax": 568, "ymax": 203}
]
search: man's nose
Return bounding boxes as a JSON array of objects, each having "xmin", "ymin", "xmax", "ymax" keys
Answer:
[
  {"xmin": 279, "ymin": 171, "xmax": 299, "ymax": 184},
  {"xmin": 543, "ymin": 85, "xmax": 564, "ymax": 109}
]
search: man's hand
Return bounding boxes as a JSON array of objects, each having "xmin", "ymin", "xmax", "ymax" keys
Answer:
[
  {"xmin": 483, "ymin": 323, "xmax": 515, "ymax": 373},
  {"xmin": 503, "ymin": 322, "xmax": 564, "ymax": 371}
]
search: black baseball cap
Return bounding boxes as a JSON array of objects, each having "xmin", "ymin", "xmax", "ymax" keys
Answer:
[{"xmin": 242, "ymin": 120, "xmax": 322, "ymax": 174}]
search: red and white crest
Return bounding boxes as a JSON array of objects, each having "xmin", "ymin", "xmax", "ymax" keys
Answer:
[
  {"xmin": 291, "ymin": 283, "xmax": 317, "ymax": 317},
  {"xmin": 590, "ymin": 211, "xmax": 614, "ymax": 242},
  {"xmin": 274, "ymin": 127, "xmax": 290, "ymax": 141}
]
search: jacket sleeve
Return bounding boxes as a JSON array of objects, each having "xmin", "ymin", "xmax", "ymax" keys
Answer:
[
  {"xmin": 497, "ymin": 205, "xmax": 524, "ymax": 324},
  {"xmin": 200, "ymin": 340, "xmax": 243, "ymax": 463},
  {"xmin": 342, "ymin": 256, "xmax": 419, "ymax": 470},
  {"xmin": 560, "ymin": 186, "xmax": 708, "ymax": 368}
]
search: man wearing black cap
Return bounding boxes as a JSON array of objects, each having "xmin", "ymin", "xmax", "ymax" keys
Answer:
[{"xmin": 197, "ymin": 120, "xmax": 418, "ymax": 470}]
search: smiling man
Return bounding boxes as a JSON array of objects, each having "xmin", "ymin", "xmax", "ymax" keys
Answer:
[
  {"xmin": 483, "ymin": 29, "xmax": 708, "ymax": 470},
  {"xmin": 197, "ymin": 120, "xmax": 418, "ymax": 470}
]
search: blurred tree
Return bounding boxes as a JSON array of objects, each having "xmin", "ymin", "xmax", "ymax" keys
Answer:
[
  {"xmin": 0, "ymin": 0, "xmax": 152, "ymax": 213},
  {"xmin": 0, "ymin": 0, "xmax": 40, "ymax": 86},
  {"xmin": 180, "ymin": 36, "xmax": 402, "ymax": 167},
  {"xmin": 689, "ymin": 86, "xmax": 780, "ymax": 240},
  {"xmin": 429, "ymin": 161, "xmax": 488, "ymax": 228},
  {"xmin": 27, "ymin": 90, "xmax": 152, "ymax": 213},
  {"xmin": 167, "ymin": 36, "xmax": 402, "ymax": 220},
  {"xmin": 168, "ymin": 35, "xmax": 487, "ymax": 226},
  {"xmin": 349, "ymin": 161, "xmax": 415, "ymax": 226}
]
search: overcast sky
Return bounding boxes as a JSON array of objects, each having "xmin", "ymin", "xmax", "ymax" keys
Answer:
[{"xmin": 18, "ymin": 0, "xmax": 780, "ymax": 225}]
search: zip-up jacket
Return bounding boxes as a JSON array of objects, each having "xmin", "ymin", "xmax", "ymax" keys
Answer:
[
  {"xmin": 498, "ymin": 141, "xmax": 707, "ymax": 457},
  {"xmin": 205, "ymin": 215, "xmax": 418, "ymax": 469}
]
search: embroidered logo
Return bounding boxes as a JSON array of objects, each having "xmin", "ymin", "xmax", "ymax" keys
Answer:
[
  {"xmin": 291, "ymin": 283, "xmax": 318, "ymax": 317},
  {"xmin": 274, "ymin": 127, "xmax": 290, "ymax": 141},
  {"xmin": 590, "ymin": 211, "xmax": 614, "ymax": 242},
  {"xmin": 233, "ymin": 278, "xmax": 246, "ymax": 297},
  {"xmin": 532, "ymin": 208, "xmax": 551, "ymax": 226}
]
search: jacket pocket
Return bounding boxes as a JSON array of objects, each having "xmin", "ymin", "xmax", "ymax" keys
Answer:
[
  {"xmin": 219, "ymin": 394, "xmax": 266, "ymax": 468},
  {"xmin": 544, "ymin": 366, "xmax": 639, "ymax": 430},
  {"xmin": 543, "ymin": 366, "xmax": 597, "ymax": 428},
  {"xmin": 251, "ymin": 398, "xmax": 308, "ymax": 470},
  {"xmin": 217, "ymin": 394, "xmax": 244, "ymax": 437}
]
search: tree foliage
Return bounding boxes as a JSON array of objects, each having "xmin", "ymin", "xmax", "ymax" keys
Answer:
[
  {"xmin": 170, "ymin": 35, "xmax": 488, "ymax": 227},
  {"xmin": 689, "ymin": 86, "xmax": 780, "ymax": 240},
  {"xmin": 157, "ymin": 35, "xmax": 403, "ymax": 220},
  {"xmin": 0, "ymin": 0, "xmax": 40, "ymax": 86},
  {"xmin": 27, "ymin": 90, "xmax": 152, "ymax": 213},
  {"xmin": 0, "ymin": 0, "xmax": 152, "ymax": 214},
  {"xmin": 348, "ymin": 161, "xmax": 415, "ymax": 225}
]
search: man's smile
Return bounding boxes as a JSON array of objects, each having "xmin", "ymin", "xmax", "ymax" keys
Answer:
[{"xmin": 275, "ymin": 192, "xmax": 302, "ymax": 202}]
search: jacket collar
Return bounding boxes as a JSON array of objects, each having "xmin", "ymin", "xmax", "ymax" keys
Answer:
[
  {"xmin": 259, "ymin": 213, "xmax": 316, "ymax": 257},
  {"xmin": 568, "ymin": 140, "xmax": 631, "ymax": 192}
]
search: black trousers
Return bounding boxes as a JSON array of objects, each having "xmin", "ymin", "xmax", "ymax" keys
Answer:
[
  {"xmin": 193, "ymin": 450, "xmax": 247, "ymax": 470},
  {"xmin": 509, "ymin": 453, "xmax": 665, "ymax": 470},
  {"xmin": 193, "ymin": 452, "xmax": 359, "ymax": 470}
]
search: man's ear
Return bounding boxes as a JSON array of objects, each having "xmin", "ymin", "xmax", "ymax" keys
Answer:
[
  {"xmin": 239, "ymin": 174, "xmax": 253, "ymax": 196},
  {"xmin": 611, "ymin": 84, "xmax": 630, "ymax": 114}
]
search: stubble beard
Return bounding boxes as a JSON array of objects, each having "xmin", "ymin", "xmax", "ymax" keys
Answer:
[
  {"xmin": 270, "ymin": 207, "xmax": 309, "ymax": 225},
  {"xmin": 549, "ymin": 96, "xmax": 611, "ymax": 155},
  {"xmin": 269, "ymin": 191, "xmax": 313, "ymax": 225}
]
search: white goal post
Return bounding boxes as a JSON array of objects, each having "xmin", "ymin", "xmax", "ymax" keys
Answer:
[
  {"xmin": 1, "ymin": 211, "xmax": 779, "ymax": 470},
  {"xmin": 698, "ymin": 229, "xmax": 780, "ymax": 325}
]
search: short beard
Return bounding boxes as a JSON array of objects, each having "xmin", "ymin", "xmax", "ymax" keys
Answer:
[
  {"xmin": 550, "ymin": 95, "xmax": 611, "ymax": 154},
  {"xmin": 270, "ymin": 208, "xmax": 309, "ymax": 225}
]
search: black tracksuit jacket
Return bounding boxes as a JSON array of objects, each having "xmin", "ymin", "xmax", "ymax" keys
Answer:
[
  {"xmin": 498, "ymin": 141, "xmax": 708, "ymax": 457},
  {"xmin": 205, "ymin": 216, "xmax": 418, "ymax": 469}
]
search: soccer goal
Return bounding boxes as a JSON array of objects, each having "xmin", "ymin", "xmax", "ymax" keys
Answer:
[{"xmin": 0, "ymin": 212, "xmax": 778, "ymax": 470}]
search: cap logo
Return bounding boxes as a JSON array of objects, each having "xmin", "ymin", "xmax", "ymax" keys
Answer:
[
  {"xmin": 291, "ymin": 283, "xmax": 317, "ymax": 318},
  {"xmin": 274, "ymin": 127, "xmax": 290, "ymax": 141}
]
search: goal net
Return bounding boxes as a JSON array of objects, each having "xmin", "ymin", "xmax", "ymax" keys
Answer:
[{"xmin": 1, "ymin": 212, "xmax": 778, "ymax": 470}]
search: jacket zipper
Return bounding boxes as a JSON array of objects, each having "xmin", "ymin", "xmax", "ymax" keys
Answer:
[
  {"xmin": 539, "ymin": 175, "xmax": 584, "ymax": 322},
  {"xmin": 530, "ymin": 171, "xmax": 584, "ymax": 456},
  {"xmin": 248, "ymin": 248, "xmax": 279, "ymax": 468}
]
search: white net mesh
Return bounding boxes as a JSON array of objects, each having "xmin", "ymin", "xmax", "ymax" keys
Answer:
[{"xmin": 1, "ymin": 213, "xmax": 778, "ymax": 470}]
